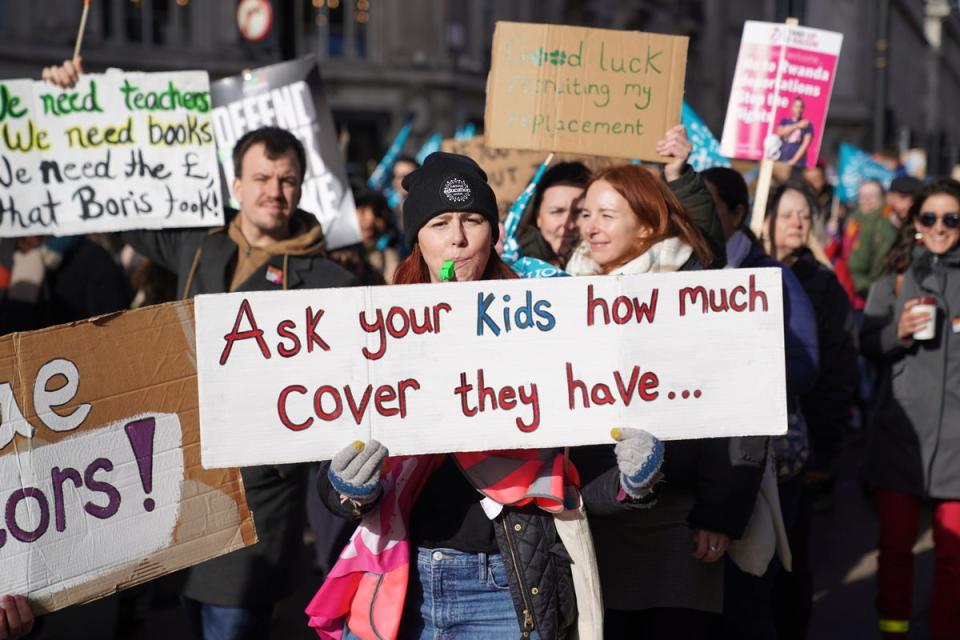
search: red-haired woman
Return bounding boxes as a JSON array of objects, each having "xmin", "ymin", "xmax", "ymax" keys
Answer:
[
  {"xmin": 567, "ymin": 157, "xmax": 765, "ymax": 639},
  {"xmin": 309, "ymin": 152, "xmax": 665, "ymax": 640}
]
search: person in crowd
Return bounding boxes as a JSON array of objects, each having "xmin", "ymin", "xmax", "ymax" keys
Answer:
[
  {"xmin": 329, "ymin": 188, "xmax": 401, "ymax": 284},
  {"xmin": 885, "ymin": 176, "xmax": 923, "ymax": 228},
  {"xmin": 308, "ymin": 152, "xmax": 665, "ymax": 640},
  {"xmin": 0, "ymin": 234, "xmax": 131, "ymax": 336},
  {"xmin": 841, "ymin": 179, "xmax": 888, "ymax": 305},
  {"xmin": 766, "ymin": 182, "xmax": 858, "ymax": 493},
  {"xmin": 565, "ymin": 125, "xmax": 726, "ymax": 274},
  {"xmin": 117, "ymin": 126, "xmax": 354, "ymax": 640},
  {"xmin": 802, "ymin": 163, "xmax": 834, "ymax": 219},
  {"xmin": 516, "ymin": 126, "xmax": 727, "ymax": 274},
  {"xmin": 777, "ymin": 97, "xmax": 814, "ymax": 168},
  {"xmin": 861, "ymin": 178, "xmax": 960, "ymax": 640},
  {"xmin": 765, "ymin": 181, "xmax": 859, "ymax": 639},
  {"xmin": 389, "ymin": 155, "xmax": 420, "ymax": 228},
  {"xmin": 514, "ymin": 162, "xmax": 592, "ymax": 268},
  {"xmin": 801, "ymin": 162, "xmax": 835, "ymax": 245},
  {"xmin": 0, "ymin": 595, "xmax": 33, "ymax": 640},
  {"xmin": 702, "ymin": 167, "xmax": 820, "ymax": 640},
  {"xmin": 44, "ymin": 55, "xmax": 374, "ymax": 640},
  {"xmin": 391, "ymin": 155, "xmax": 419, "ymax": 203},
  {"xmin": 565, "ymin": 149, "xmax": 760, "ymax": 637},
  {"xmin": 53, "ymin": 57, "xmax": 357, "ymax": 636},
  {"xmin": 850, "ymin": 179, "xmax": 901, "ymax": 302}
]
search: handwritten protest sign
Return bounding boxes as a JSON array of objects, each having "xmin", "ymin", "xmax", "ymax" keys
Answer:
[
  {"xmin": 210, "ymin": 56, "xmax": 359, "ymax": 249},
  {"xmin": 0, "ymin": 302, "xmax": 255, "ymax": 613},
  {"xmin": 196, "ymin": 269, "xmax": 786, "ymax": 468},
  {"xmin": 441, "ymin": 136, "xmax": 620, "ymax": 216},
  {"xmin": 719, "ymin": 21, "xmax": 842, "ymax": 169},
  {"xmin": 0, "ymin": 71, "xmax": 223, "ymax": 238},
  {"xmin": 484, "ymin": 22, "xmax": 687, "ymax": 161}
]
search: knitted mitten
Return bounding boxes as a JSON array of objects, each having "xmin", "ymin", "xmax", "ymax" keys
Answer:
[
  {"xmin": 327, "ymin": 440, "xmax": 388, "ymax": 503},
  {"xmin": 612, "ymin": 427, "xmax": 664, "ymax": 499}
]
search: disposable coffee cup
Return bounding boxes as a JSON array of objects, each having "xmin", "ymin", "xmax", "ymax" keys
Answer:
[{"xmin": 911, "ymin": 296, "xmax": 937, "ymax": 340}]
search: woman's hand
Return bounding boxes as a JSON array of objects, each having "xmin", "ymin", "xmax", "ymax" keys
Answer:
[
  {"xmin": 327, "ymin": 440, "xmax": 388, "ymax": 504},
  {"xmin": 612, "ymin": 427, "xmax": 664, "ymax": 499},
  {"xmin": 655, "ymin": 124, "xmax": 692, "ymax": 182},
  {"xmin": 691, "ymin": 529, "xmax": 730, "ymax": 563},
  {"xmin": 0, "ymin": 595, "xmax": 34, "ymax": 640},
  {"xmin": 41, "ymin": 56, "xmax": 83, "ymax": 89},
  {"xmin": 897, "ymin": 298, "xmax": 932, "ymax": 342}
]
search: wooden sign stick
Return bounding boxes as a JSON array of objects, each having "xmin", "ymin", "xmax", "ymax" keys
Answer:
[
  {"xmin": 750, "ymin": 17, "xmax": 800, "ymax": 240},
  {"xmin": 73, "ymin": 0, "xmax": 92, "ymax": 60}
]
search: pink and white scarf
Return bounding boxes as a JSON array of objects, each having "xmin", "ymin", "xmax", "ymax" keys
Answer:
[{"xmin": 306, "ymin": 449, "xmax": 577, "ymax": 639}]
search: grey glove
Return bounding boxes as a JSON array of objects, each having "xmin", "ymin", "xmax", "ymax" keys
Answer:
[
  {"xmin": 327, "ymin": 440, "xmax": 388, "ymax": 503},
  {"xmin": 612, "ymin": 427, "xmax": 664, "ymax": 499}
]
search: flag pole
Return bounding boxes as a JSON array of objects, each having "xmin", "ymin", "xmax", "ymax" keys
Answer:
[{"xmin": 73, "ymin": 0, "xmax": 92, "ymax": 60}]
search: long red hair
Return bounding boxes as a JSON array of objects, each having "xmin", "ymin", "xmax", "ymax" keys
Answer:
[
  {"xmin": 589, "ymin": 165, "xmax": 713, "ymax": 267},
  {"xmin": 393, "ymin": 245, "xmax": 518, "ymax": 284}
]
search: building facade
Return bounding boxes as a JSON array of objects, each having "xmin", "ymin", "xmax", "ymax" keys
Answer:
[{"xmin": 1, "ymin": 0, "xmax": 959, "ymax": 174}]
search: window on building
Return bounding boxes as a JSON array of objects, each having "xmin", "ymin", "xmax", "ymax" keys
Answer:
[{"xmin": 312, "ymin": 0, "xmax": 367, "ymax": 58}]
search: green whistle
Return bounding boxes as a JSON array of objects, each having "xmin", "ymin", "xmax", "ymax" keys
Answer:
[{"xmin": 439, "ymin": 260, "xmax": 456, "ymax": 282}]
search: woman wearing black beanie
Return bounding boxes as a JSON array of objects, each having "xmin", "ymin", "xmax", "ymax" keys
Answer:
[{"xmin": 311, "ymin": 151, "xmax": 667, "ymax": 640}]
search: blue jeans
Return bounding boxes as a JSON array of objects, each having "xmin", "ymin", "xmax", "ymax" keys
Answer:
[
  {"xmin": 344, "ymin": 547, "xmax": 539, "ymax": 639},
  {"xmin": 182, "ymin": 598, "xmax": 273, "ymax": 640}
]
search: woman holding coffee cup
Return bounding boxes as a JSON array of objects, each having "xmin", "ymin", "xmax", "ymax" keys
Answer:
[{"xmin": 861, "ymin": 178, "xmax": 960, "ymax": 640}]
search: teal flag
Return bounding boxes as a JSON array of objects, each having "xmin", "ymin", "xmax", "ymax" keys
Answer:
[
  {"xmin": 416, "ymin": 133, "xmax": 442, "ymax": 165},
  {"xmin": 836, "ymin": 143, "xmax": 896, "ymax": 203},
  {"xmin": 681, "ymin": 101, "xmax": 731, "ymax": 171},
  {"xmin": 368, "ymin": 113, "xmax": 414, "ymax": 191}
]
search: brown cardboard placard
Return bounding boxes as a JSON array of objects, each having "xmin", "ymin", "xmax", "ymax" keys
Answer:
[
  {"xmin": 0, "ymin": 301, "xmax": 255, "ymax": 614},
  {"xmin": 440, "ymin": 136, "xmax": 621, "ymax": 217},
  {"xmin": 484, "ymin": 22, "xmax": 688, "ymax": 161}
]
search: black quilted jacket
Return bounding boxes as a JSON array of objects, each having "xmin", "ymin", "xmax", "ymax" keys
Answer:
[{"xmin": 318, "ymin": 445, "xmax": 629, "ymax": 639}]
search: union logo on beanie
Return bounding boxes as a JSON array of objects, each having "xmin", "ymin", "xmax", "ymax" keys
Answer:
[{"xmin": 441, "ymin": 177, "xmax": 472, "ymax": 205}]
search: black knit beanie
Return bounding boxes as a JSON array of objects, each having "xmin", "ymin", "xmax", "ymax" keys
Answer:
[{"xmin": 401, "ymin": 152, "xmax": 499, "ymax": 246}]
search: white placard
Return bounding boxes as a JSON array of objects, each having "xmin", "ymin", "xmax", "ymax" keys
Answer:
[
  {"xmin": 0, "ymin": 71, "xmax": 222, "ymax": 237},
  {"xmin": 0, "ymin": 413, "xmax": 184, "ymax": 597},
  {"xmin": 196, "ymin": 269, "xmax": 787, "ymax": 467}
]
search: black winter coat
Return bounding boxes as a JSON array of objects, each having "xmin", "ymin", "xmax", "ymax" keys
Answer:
[
  {"xmin": 790, "ymin": 249, "xmax": 858, "ymax": 473},
  {"xmin": 587, "ymin": 252, "xmax": 765, "ymax": 613},
  {"xmin": 124, "ymin": 210, "xmax": 356, "ymax": 607},
  {"xmin": 318, "ymin": 445, "xmax": 629, "ymax": 640},
  {"xmin": 0, "ymin": 239, "xmax": 131, "ymax": 335}
]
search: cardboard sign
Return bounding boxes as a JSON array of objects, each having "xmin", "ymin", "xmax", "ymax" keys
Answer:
[
  {"xmin": 719, "ymin": 21, "xmax": 842, "ymax": 169},
  {"xmin": 484, "ymin": 22, "xmax": 688, "ymax": 161},
  {"xmin": 0, "ymin": 71, "xmax": 223, "ymax": 238},
  {"xmin": 209, "ymin": 56, "xmax": 360, "ymax": 250},
  {"xmin": 440, "ymin": 136, "xmax": 620, "ymax": 216},
  {"xmin": 196, "ymin": 269, "xmax": 787, "ymax": 468},
  {"xmin": 0, "ymin": 302, "xmax": 255, "ymax": 614}
]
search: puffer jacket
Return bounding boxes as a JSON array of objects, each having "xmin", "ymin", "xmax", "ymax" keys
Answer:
[{"xmin": 318, "ymin": 445, "xmax": 627, "ymax": 639}]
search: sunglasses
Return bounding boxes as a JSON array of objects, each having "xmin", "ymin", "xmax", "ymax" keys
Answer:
[{"xmin": 917, "ymin": 212, "xmax": 960, "ymax": 229}]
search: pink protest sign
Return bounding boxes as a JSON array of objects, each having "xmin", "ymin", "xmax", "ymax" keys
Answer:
[{"xmin": 719, "ymin": 21, "xmax": 843, "ymax": 169}]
